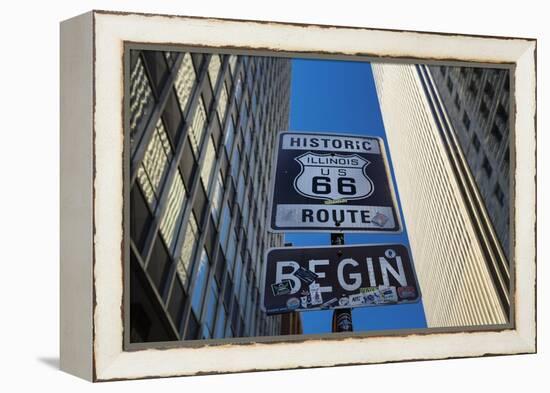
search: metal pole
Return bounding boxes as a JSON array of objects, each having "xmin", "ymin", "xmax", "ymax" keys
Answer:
[{"xmin": 331, "ymin": 233, "xmax": 353, "ymax": 332}]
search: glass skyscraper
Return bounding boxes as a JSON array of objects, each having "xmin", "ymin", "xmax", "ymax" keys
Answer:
[
  {"xmin": 128, "ymin": 49, "xmax": 300, "ymax": 342},
  {"xmin": 428, "ymin": 65, "xmax": 510, "ymax": 259},
  {"xmin": 372, "ymin": 63, "xmax": 510, "ymax": 327}
]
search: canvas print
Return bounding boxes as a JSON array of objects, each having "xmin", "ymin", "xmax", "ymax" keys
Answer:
[{"xmin": 126, "ymin": 48, "xmax": 511, "ymax": 344}]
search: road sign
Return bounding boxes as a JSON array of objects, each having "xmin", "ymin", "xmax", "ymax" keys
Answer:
[
  {"xmin": 261, "ymin": 244, "xmax": 420, "ymax": 315},
  {"xmin": 269, "ymin": 131, "xmax": 401, "ymax": 232}
]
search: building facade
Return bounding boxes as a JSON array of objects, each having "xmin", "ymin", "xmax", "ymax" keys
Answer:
[
  {"xmin": 128, "ymin": 49, "xmax": 298, "ymax": 342},
  {"xmin": 428, "ymin": 65, "xmax": 510, "ymax": 259},
  {"xmin": 372, "ymin": 63, "xmax": 509, "ymax": 328}
]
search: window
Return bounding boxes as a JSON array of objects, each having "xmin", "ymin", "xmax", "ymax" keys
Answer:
[
  {"xmin": 200, "ymin": 136, "xmax": 217, "ymax": 192},
  {"xmin": 231, "ymin": 146, "xmax": 241, "ymax": 181},
  {"xmin": 462, "ymin": 112, "xmax": 471, "ymax": 131},
  {"xmin": 177, "ymin": 214, "xmax": 199, "ymax": 288},
  {"xmin": 159, "ymin": 171, "xmax": 187, "ymax": 252},
  {"xmin": 210, "ymin": 171, "xmax": 225, "ymax": 224},
  {"xmin": 233, "ymin": 253, "xmax": 243, "ymax": 295},
  {"xmin": 242, "ymin": 196, "xmax": 251, "ymax": 226},
  {"xmin": 189, "ymin": 98, "xmax": 207, "ymax": 155},
  {"xmin": 224, "ymin": 117, "xmax": 235, "ymax": 156},
  {"xmin": 239, "ymin": 100, "xmax": 249, "ymax": 129},
  {"xmin": 251, "ymin": 91, "xmax": 258, "ymax": 116},
  {"xmin": 216, "ymin": 82, "xmax": 229, "ymax": 125},
  {"xmin": 484, "ymin": 81, "xmax": 495, "ymax": 99},
  {"xmin": 168, "ymin": 276, "xmax": 186, "ymax": 328},
  {"xmin": 129, "ymin": 56, "xmax": 155, "ymax": 147},
  {"xmin": 472, "ymin": 133, "xmax": 481, "ymax": 152},
  {"xmin": 234, "ymin": 74, "xmax": 243, "ymax": 105},
  {"xmin": 494, "ymin": 184, "xmax": 505, "ymax": 206},
  {"xmin": 208, "ymin": 54, "xmax": 221, "ymax": 91},
  {"xmin": 223, "ymin": 274, "xmax": 233, "ymax": 311},
  {"xmin": 236, "ymin": 175, "xmax": 246, "ymax": 208},
  {"xmin": 226, "ymin": 229, "xmax": 238, "ymax": 273},
  {"xmin": 130, "ymin": 186, "xmax": 153, "ymax": 251},
  {"xmin": 190, "ymin": 248, "xmax": 210, "ymax": 316},
  {"xmin": 174, "ymin": 53, "xmax": 196, "ymax": 113},
  {"xmin": 204, "ymin": 279, "xmax": 219, "ymax": 335},
  {"xmin": 479, "ymin": 101, "xmax": 489, "ymax": 119},
  {"xmin": 482, "ymin": 156, "xmax": 493, "ymax": 178},
  {"xmin": 136, "ymin": 119, "xmax": 173, "ymax": 209},
  {"xmin": 218, "ymin": 201, "xmax": 232, "ymax": 251},
  {"xmin": 186, "ymin": 311, "xmax": 200, "ymax": 340},
  {"xmin": 468, "ymin": 81, "xmax": 478, "ymax": 96},
  {"xmin": 213, "ymin": 305, "xmax": 227, "ymax": 339},
  {"xmin": 239, "ymin": 273, "xmax": 248, "ymax": 309},
  {"xmin": 147, "ymin": 237, "xmax": 172, "ymax": 293},
  {"xmin": 446, "ymin": 76, "xmax": 454, "ymax": 93},
  {"xmin": 491, "ymin": 123, "xmax": 503, "ymax": 143},
  {"xmin": 228, "ymin": 55, "xmax": 238, "ymax": 76},
  {"xmin": 496, "ymin": 103, "xmax": 508, "ymax": 122},
  {"xmin": 454, "ymin": 93, "xmax": 461, "ymax": 110}
]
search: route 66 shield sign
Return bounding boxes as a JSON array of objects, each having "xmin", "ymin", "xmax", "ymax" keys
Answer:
[
  {"xmin": 294, "ymin": 152, "xmax": 374, "ymax": 201},
  {"xmin": 269, "ymin": 131, "xmax": 401, "ymax": 232}
]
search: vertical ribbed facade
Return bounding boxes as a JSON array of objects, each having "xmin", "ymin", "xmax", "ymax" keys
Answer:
[
  {"xmin": 128, "ymin": 49, "xmax": 293, "ymax": 342},
  {"xmin": 371, "ymin": 63, "xmax": 507, "ymax": 327}
]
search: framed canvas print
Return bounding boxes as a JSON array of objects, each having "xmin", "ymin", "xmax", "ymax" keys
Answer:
[{"xmin": 60, "ymin": 10, "xmax": 536, "ymax": 381}]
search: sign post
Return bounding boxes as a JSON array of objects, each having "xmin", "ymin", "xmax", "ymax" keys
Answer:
[
  {"xmin": 269, "ymin": 132, "xmax": 401, "ymax": 233},
  {"xmin": 330, "ymin": 233, "xmax": 352, "ymax": 333}
]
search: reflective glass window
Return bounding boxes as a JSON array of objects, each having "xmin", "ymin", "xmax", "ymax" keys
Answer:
[
  {"xmin": 216, "ymin": 82, "xmax": 229, "ymax": 125},
  {"xmin": 189, "ymin": 98, "xmax": 207, "ymax": 155},
  {"xmin": 200, "ymin": 136, "xmax": 217, "ymax": 192},
  {"xmin": 159, "ymin": 171, "xmax": 187, "ymax": 252},
  {"xmin": 204, "ymin": 280, "xmax": 219, "ymax": 334},
  {"xmin": 177, "ymin": 214, "xmax": 199, "ymax": 288},
  {"xmin": 208, "ymin": 54, "xmax": 221, "ymax": 90},
  {"xmin": 129, "ymin": 56, "xmax": 155, "ymax": 147},
  {"xmin": 228, "ymin": 55, "xmax": 238, "ymax": 75},
  {"xmin": 224, "ymin": 117, "xmax": 235, "ymax": 156},
  {"xmin": 213, "ymin": 305, "xmax": 227, "ymax": 339},
  {"xmin": 174, "ymin": 53, "xmax": 196, "ymax": 113},
  {"xmin": 136, "ymin": 119, "xmax": 173, "ymax": 208},
  {"xmin": 191, "ymin": 248, "xmax": 210, "ymax": 316},
  {"xmin": 219, "ymin": 201, "xmax": 231, "ymax": 251},
  {"xmin": 210, "ymin": 171, "xmax": 224, "ymax": 224}
]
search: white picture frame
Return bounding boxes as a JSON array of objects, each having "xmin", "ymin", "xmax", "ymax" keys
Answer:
[{"xmin": 60, "ymin": 10, "xmax": 536, "ymax": 381}]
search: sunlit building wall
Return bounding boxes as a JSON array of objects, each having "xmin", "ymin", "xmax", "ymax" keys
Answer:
[
  {"xmin": 129, "ymin": 49, "xmax": 295, "ymax": 342},
  {"xmin": 371, "ymin": 63, "xmax": 508, "ymax": 327}
]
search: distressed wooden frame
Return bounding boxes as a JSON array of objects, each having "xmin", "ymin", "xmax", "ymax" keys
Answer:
[{"xmin": 60, "ymin": 10, "xmax": 536, "ymax": 381}]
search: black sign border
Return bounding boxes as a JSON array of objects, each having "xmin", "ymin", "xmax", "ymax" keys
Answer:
[
  {"xmin": 260, "ymin": 243, "xmax": 422, "ymax": 315},
  {"xmin": 267, "ymin": 131, "xmax": 403, "ymax": 233}
]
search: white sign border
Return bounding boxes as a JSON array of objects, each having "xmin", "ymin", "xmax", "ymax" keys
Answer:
[
  {"xmin": 260, "ymin": 243, "xmax": 423, "ymax": 315},
  {"xmin": 267, "ymin": 131, "xmax": 404, "ymax": 233}
]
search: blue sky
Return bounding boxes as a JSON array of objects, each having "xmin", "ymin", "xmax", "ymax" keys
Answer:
[{"xmin": 288, "ymin": 58, "xmax": 427, "ymax": 333}]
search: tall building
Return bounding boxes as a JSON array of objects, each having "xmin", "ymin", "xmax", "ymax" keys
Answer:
[
  {"xmin": 128, "ymin": 49, "xmax": 298, "ymax": 342},
  {"xmin": 428, "ymin": 65, "xmax": 510, "ymax": 259},
  {"xmin": 372, "ymin": 63, "xmax": 509, "ymax": 328}
]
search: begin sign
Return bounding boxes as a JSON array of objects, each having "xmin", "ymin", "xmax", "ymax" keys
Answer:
[
  {"xmin": 262, "ymin": 244, "xmax": 421, "ymax": 315},
  {"xmin": 269, "ymin": 132, "xmax": 401, "ymax": 232}
]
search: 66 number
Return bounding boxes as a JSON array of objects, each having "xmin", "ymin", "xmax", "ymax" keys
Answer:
[{"xmin": 312, "ymin": 176, "xmax": 356, "ymax": 195}]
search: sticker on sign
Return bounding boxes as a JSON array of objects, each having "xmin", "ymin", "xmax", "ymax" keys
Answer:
[
  {"xmin": 262, "ymin": 244, "xmax": 421, "ymax": 314},
  {"xmin": 268, "ymin": 131, "xmax": 401, "ymax": 232}
]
